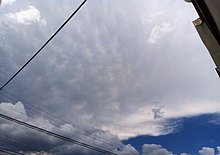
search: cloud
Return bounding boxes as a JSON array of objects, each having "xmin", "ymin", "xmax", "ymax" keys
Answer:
[
  {"xmin": 0, "ymin": 0, "xmax": 220, "ymax": 142},
  {"xmin": 1, "ymin": 0, "xmax": 16, "ymax": 7},
  {"xmin": 198, "ymin": 147, "xmax": 220, "ymax": 155},
  {"xmin": 0, "ymin": 102, "xmax": 138, "ymax": 155},
  {"xmin": 199, "ymin": 147, "xmax": 215, "ymax": 155},
  {"xmin": 141, "ymin": 145, "xmax": 220, "ymax": 155},
  {"xmin": 142, "ymin": 145, "xmax": 220, "ymax": 155},
  {"xmin": 119, "ymin": 144, "xmax": 139, "ymax": 155},
  {"xmin": 0, "ymin": 101, "xmax": 219, "ymax": 155},
  {"xmin": 0, "ymin": 101, "xmax": 27, "ymax": 120},
  {"xmin": 142, "ymin": 144, "xmax": 174, "ymax": 155},
  {"xmin": 217, "ymin": 146, "xmax": 220, "ymax": 155},
  {"xmin": 52, "ymin": 143, "xmax": 138, "ymax": 155},
  {"xmin": 152, "ymin": 105, "xmax": 164, "ymax": 120},
  {"xmin": 5, "ymin": 5, "xmax": 46, "ymax": 25},
  {"xmin": 147, "ymin": 22, "xmax": 174, "ymax": 44}
]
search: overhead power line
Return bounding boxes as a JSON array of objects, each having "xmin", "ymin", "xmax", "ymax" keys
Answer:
[
  {"xmin": 0, "ymin": 113, "xmax": 118, "ymax": 155},
  {"xmin": 0, "ymin": 0, "xmax": 87, "ymax": 91},
  {"xmin": 0, "ymin": 90, "xmax": 120, "ymax": 149},
  {"xmin": 0, "ymin": 148, "xmax": 25, "ymax": 155},
  {"xmin": 0, "ymin": 135, "xmax": 41, "ymax": 152}
]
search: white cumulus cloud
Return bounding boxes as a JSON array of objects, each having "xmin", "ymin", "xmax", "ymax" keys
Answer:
[
  {"xmin": 6, "ymin": 5, "xmax": 46, "ymax": 25},
  {"xmin": 0, "ymin": 101, "xmax": 27, "ymax": 120},
  {"xmin": 142, "ymin": 144, "xmax": 174, "ymax": 155},
  {"xmin": 1, "ymin": 0, "xmax": 16, "ymax": 7},
  {"xmin": 217, "ymin": 146, "xmax": 220, "ymax": 155},
  {"xmin": 199, "ymin": 147, "xmax": 215, "ymax": 155}
]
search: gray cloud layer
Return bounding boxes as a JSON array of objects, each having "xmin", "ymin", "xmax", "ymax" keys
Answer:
[{"xmin": 1, "ymin": 0, "xmax": 220, "ymax": 140}]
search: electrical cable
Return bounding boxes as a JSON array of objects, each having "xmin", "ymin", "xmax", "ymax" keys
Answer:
[
  {"xmin": 0, "ymin": 0, "xmax": 120, "ymax": 152},
  {"xmin": 0, "ymin": 0, "xmax": 87, "ymax": 91},
  {"xmin": 0, "ymin": 105, "xmax": 118, "ymax": 154},
  {"xmin": 0, "ymin": 90, "xmax": 120, "ymax": 149},
  {"xmin": 0, "ymin": 135, "xmax": 41, "ymax": 152},
  {"xmin": 0, "ymin": 113, "xmax": 118, "ymax": 155},
  {"xmin": 0, "ymin": 101, "xmax": 119, "ymax": 152},
  {"xmin": 0, "ymin": 148, "xmax": 25, "ymax": 155}
]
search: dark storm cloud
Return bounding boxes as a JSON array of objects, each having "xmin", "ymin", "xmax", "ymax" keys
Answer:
[{"xmin": 0, "ymin": 102, "xmax": 138, "ymax": 155}]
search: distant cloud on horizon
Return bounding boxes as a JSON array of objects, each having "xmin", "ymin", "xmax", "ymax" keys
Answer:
[{"xmin": 0, "ymin": 101, "xmax": 220, "ymax": 155}]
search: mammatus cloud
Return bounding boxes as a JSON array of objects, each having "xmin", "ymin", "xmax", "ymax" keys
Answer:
[
  {"xmin": 5, "ymin": 5, "xmax": 46, "ymax": 25},
  {"xmin": 1, "ymin": 0, "xmax": 220, "ymax": 143}
]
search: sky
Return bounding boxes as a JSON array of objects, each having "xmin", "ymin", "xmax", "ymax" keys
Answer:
[{"xmin": 0, "ymin": 0, "xmax": 220, "ymax": 154}]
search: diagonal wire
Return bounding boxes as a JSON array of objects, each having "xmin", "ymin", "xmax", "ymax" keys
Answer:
[
  {"xmin": 0, "ymin": 135, "xmax": 42, "ymax": 152},
  {"xmin": 0, "ymin": 148, "xmax": 25, "ymax": 155},
  {"xmin": 0, "ymin": 0, "xmax": 87, "ymax": 91}
]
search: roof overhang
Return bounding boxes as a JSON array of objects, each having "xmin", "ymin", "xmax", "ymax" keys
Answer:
[{"xmin": 191, "ymin": 0, "xmax": 220, "ymax": 77}]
